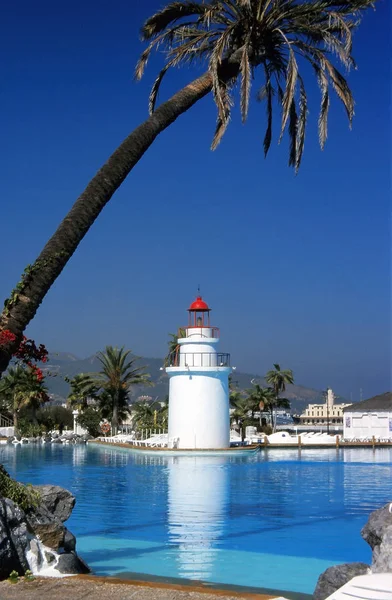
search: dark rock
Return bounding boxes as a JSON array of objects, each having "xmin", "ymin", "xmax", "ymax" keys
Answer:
[
  {"xmin": 1, "ymin": 481, "xmax": 89, "ymax": 579},
  {"xmin": 51, "ymin": 438, "xmax": 62, "ymax": 444},
  {"xmin": 29, "ymin": 520, "xmax": 65, "ymax": 550},
  {"xmin": 6, "ymin": 437, "xmax": 14, "ymax": 445},
  {"xmin": 33, "ymin": 485, "xmax": 75, "ymax": 523},
  {"xmin": 25, "ymin": 500, "xmax": 66, "ymax": 550},
  {"xmin": 0, "ymin": 496, "xmax": 30, "ymax": 579},
  {"xmin": 63, "ymin": 528, "xmax": 76, "ymax": 552},
  {"xmin": 313, "ymin": 563, "xmax": 369, "ymax": 600},
  {"xmin": 56, "ymin": 552, "xmax": 90, "ymax": 574},
  {"xmin": 21, "ymin": 438, "xmax": 29, "ymax": 444}
]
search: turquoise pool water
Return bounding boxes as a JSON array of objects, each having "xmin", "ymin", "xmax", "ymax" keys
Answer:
[{"xmin": 1, "ymin": 444, "xmax": 391, "ymax": 597}]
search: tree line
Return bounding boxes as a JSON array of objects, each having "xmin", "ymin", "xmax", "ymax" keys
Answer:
[
  {"xmin": 230, "ymin": 364, "xmax": 294, "ymax": 440},
  {"xmin": 0, "ymin": 336, "xmax": 294, "ymax": 440}
]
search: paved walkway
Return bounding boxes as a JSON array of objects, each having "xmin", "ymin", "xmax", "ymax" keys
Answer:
[{"xmin": 0, "ymin": 576, "xmax": 292, "ymax": 600}]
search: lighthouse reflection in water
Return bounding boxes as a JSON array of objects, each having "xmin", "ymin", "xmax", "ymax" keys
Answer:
[{"xmin": 168, "ymin": 455, "xmax": 228, "ymax": 580}]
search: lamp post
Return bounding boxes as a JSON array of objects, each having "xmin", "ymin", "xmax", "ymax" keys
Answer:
[
  {"xmin": 327, "ymin": 399, "xmax": 330, "ymax": 434},
  {"xmin": 324, "ymin": 389, "xmax": 330, "ymax": 434}
]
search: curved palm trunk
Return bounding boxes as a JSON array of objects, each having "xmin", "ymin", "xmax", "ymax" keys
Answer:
[
  {"xmin": 112, "ymin": 391, "xmax": 119, "ymax": 434},
  {"xmin": 13, "ymin": 409, "xmax": 18, "ymax": 433},
  {"xmin": 31, "ymin": 406, "xmax": 38, "ymax": 426},
  {"xmin": 270, "ymin": 405, "xmax": 275, "ymax": 432},
  {"xmin": 0, "ymin": 72, "xmax": 216, "ymax": 376}
]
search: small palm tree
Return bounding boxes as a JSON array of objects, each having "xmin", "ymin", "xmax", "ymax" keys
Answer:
[
  {"xmin": 0, "ymin": 366, "xmax": 49, "ymax": 431},
  {"xmin": 94, "ymin": 346, "xmax": 151, "ymax": 433},
  {"xmin": 230, "ymin": 392, "xmax": 252, "ymax": 442},
  {"xmin": 66, "ymin": 373, "xmax": 99, "ymax": 411},
  {"xmin": 0, "ymin": 0, "xmax": 376, "ymax": 377},
  {"xmin": 131, "ymin": 401, "xmax": 156, "ymax": 431},
  {"xmin": 247, "ymin": 383, "xmax": 275, "ymax": 427},
  {"xmin": 164, "ymin": 329, "xmax": 186, "ymax": 367},
  {"xmin": 157, "ymin": 397, "xmax": 169, "ymax": 427},
  {"xmin": 265, "ymin": 363, "xmax": 294, "ymax": 431}
]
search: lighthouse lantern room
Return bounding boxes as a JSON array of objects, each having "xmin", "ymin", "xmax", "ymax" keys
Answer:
[{"xmin": 166, "ymin": 296, "xmax": 232, "ymax": 449}]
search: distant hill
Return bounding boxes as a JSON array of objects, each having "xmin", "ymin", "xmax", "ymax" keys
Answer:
[
  {"xmin": 43, "ymin": 352, "xmax": 167, "ymax": 405},
  {"xmin": 42, "ymin": 351, "xmax": 333, "ymax": 415}
]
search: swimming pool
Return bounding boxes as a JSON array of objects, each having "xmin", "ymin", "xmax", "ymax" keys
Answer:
[{"xmin": 1, "ymin": 444, "xmax": 391, "ymax": 598}]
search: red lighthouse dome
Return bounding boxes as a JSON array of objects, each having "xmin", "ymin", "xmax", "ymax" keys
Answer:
[
  {"xmin": 187, "ymin": 296, "xmax": 211, "ymax": 327},
  {"xmin": 188, "ymin": 296, "xmax": 210, "ymax": 312}
]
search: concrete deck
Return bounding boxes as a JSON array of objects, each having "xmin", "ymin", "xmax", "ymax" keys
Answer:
[
  {"xmin": 91, "ymin": 439, "xmax": 392, "ymax": 451},
  {"xmin": 0, "ymin": 576, "xmax": 299, "ymax": 600}
]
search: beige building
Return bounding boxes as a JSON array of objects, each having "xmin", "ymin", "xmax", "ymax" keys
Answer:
[{"xmin": 300, "ymin": 388, "xmax": 351, "ymax": 427}]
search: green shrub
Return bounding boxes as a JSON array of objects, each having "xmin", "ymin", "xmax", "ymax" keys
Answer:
[
  {"xmin": 0, "ymin": 464, "xmax": 41, "ymax": 511},
  {"xmin": 8, "ymin": 570, "xmax": 19, "ymax": 583},
  {"xmin": 76, "ymin": 407, "xmax": 102, "ymax": 437},
  {"xmin": 16, "ymin": 418, "xmax": 44, "ymax": 437},
  {"xmin": 37, "ymin": 405, "xmax": 73, "ymax": 432}
]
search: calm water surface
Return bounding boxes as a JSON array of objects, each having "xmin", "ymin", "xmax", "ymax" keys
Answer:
[{"xmin": 1, "ymin": 444, "xmax": 391, "ymax": 596}]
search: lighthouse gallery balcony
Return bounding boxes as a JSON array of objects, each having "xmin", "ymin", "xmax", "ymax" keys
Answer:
[{"xmin": 168, "ymin": 351, "xmax": 230, "ymax": 368}]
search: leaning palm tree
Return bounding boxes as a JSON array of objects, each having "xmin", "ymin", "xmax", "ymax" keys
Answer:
[
  {"xmin": 0, "ymin": 0, "xmax": 376, "ymax": 376},
  {"xmin": 94, "ymin": 346, "xmax": 151, "ymax": 433},
  {"xmin": 265, "ymin": 363, "xmax": 294, "ymax": 430}
]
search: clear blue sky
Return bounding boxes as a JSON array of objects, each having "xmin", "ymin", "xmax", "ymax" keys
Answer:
[{"xmin": 1, "ymin": 1, "xmax": 390, "ymax": 400}]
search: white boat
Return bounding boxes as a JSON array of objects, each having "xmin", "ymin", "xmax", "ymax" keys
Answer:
[{"xmin": 266, "ymin": 431, "xmax": 338, "ymax": 445}]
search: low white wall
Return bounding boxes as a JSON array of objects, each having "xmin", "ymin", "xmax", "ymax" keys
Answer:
[
  {"xmin": 0, "ymin": 426, "xmax": 14, "ymax": 437},
  {"xmin": 344, "ymin": 410, "xmax": 392, "ymax": 439}
]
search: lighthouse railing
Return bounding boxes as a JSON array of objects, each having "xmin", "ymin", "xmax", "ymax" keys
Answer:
[
  {"xmin": 167, "ymin": 352, "xmax": 230, "ymax": 368},
  {"xmin": 181, "ymin": 326, "xmax": 220, "ymax": 339}
]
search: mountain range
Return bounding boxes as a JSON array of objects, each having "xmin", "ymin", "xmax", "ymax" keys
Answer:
[{"xmin": 42, "ymin": 351, "xmax": 336, "ymax": 415}]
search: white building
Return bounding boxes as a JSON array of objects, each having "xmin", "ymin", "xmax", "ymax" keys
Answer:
[
  {"xmin": 300, "ymin": 388, "xmax": 351, "ymax": 427},
  {"xmin": 166, "ymin": 296, "xmax": 231, "ymax": 449},
  {"xmin": 343, "ymin": 392, "xmax": 392, "ymax": 440}
]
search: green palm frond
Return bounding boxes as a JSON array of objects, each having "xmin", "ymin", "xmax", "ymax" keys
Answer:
[
  {"xmin": 66, "ymin": 373, "xmax": 98, "ymax": 410},
  {"xmin": 265, "ymin": 363, "xmax": 295, "ymax": 395},
  {"xmin": 0, "ymin": 366, "xmax": 48, "ymax": 415},
  {"xmin": 87, "ymin": 346, "xmax": 152, "ymax": 431},
  {"xmin": 136, "ymin": 0, "xmax": 375, "ymax": 170},
  {"xmin": 141, "ymin": 2, "xmax": 211, "ymax": 40},
  {"xmin": 96, "ymin": 346, "xmax": 151, "ymax": 389}
]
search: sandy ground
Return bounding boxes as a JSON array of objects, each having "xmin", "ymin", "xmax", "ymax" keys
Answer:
[{"xmin": 0, "ymin": 576, "xmax": 296, "ymax": 600}]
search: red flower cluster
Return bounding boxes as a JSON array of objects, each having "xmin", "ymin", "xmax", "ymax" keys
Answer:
[
  {"xmin": 0, "ymin": 329, "xmax": 48, "ymax": 383},
  {"xmin": 0, "ymin": 330, "xmax": 16, "ymax": 345},
  {"xmin": 14, "ymin": 336, "xmax": 48, "ymax": 364},
  {"xmin": 30, "ymin": 364, "xmax": 44, "ymax": 382}
]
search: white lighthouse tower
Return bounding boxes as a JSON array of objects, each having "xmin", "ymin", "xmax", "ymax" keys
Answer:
[{"xmin": 166, "ymin": 296, "xmax": 231, "ymax": 449}]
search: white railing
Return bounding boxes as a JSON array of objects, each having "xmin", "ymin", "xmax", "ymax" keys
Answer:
[{"xmin": 0, "ymin": 413, "xmax": 13, "ymax": 427}]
